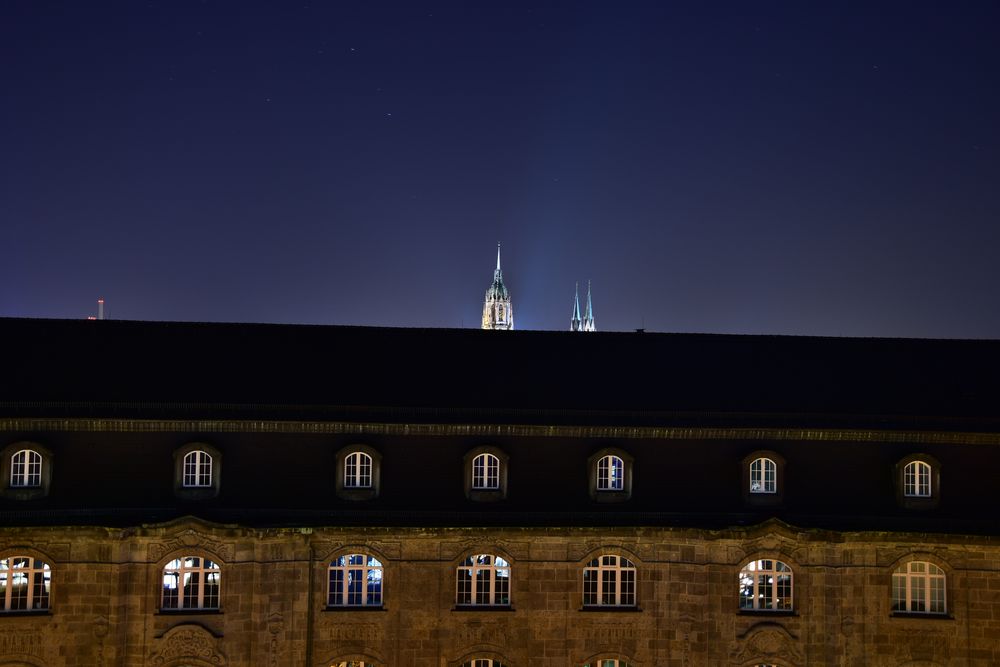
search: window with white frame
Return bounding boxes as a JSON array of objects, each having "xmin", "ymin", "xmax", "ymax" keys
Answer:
[
  {"xmin": 328, "ymin": 554, "xmax": 383, "ymax": 607},
  {"xmin": 462, "ymin": 661, "xmax": 505, "ymax": 667},
  {"xmin": 903, "ymin": 460, "xmax": 931, "ymax": 497},
  {"xmin": 597, "ymin": 455, "xmax": 624, "ymax": 491},
  {"xmin": 583, "ymin": 661, "xmax": 634, "ymax": 667},
  {"xmin": 182, "ymin": 450, "xmax": 213, "ymax": 488},
  {"xmin": 456, "ymin": 554, "xmax": 510, "ymax": 606},
  {"xmin": 0, "ymin": 556, "xmax": 51, "ymax": 611},
  {"xmin": 749, "ymin": 457, "xmax": 776, "ymax": 494},
  {"xmin": 331, "ymin": 662, "xmax": 380, "ymax": 667},
  {"xmin": 9, "ymin": 450, "xmax": 42, "ymax": 488},
  {"xmin": 344, "ymin": 451, "xmax": 373, "ymax": 489},
  {"xmin": 472, "ymin": 453, "xmax": 500, "ymax": 490},
  {"xmin": 892, "ymin": 561, "xmax": 946, "ymax": 614},
  {"xmin": 161, "ymin": 556, "xmax": 221, "ymax": 610},
  {"xmin": 583, "ymin": 555, "xmax": 636, "ymax": 607},
  {"xmin": 739, "ymin": 559, "xmax": 793, "ymax": 611}
]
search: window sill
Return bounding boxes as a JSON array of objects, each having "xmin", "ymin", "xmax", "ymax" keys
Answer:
[
  {"xmin": 890, "ymin": 612, "xmax": 952, "ymax": 620},
  {"xmin": 323, "ymin": 605, "xmax": 385, "ymax": 612},
  {"xmin": 738, "ymin": 609, "xmax": 796, "ymax": 616},
  {"xmin": 453, "ymin": 605, "xmax": 513, "ymax": 612},
  {"xmin": 157, "ymin": 609, "xmax": 221, "ymax": 616},
  {"xmin": 580, "ymin": 605, "xmax": 640, "ymax": 612},
  {"xmin": 0, "ymin": 609, "xmax": 51, "ymax": 617}
]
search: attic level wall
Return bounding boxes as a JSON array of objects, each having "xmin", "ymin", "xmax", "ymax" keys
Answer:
[
  {"xmin": 1, "ymin": 523, "xmax": 999, "ymax": 666},
  {"xmin": 1, "ymin": 429, "xmax": 998, "ymax": 520}
]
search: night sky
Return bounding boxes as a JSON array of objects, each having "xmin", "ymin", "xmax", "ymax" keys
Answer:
[{"xmin": 3, "ymin": 2, "xmax": 999, "ymax": 337}]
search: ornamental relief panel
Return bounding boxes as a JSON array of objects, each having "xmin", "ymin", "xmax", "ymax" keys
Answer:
[
  {"xmin": 148, "ymin": 532, "xmax": 233, "ymax": 563},
  {"xmin": 313, "ymin": 540, "xmax": 401, "ymax": 561},
  {"xmin": 567, "ymin": 540, "xmax": 650, "ymax": 562},
  {"xmin": 439, "ymin": 539, "xmax": 528, "ymax": 561},
  {"xmin": 0, "ymin": 631, "xmax": 46, "ymax": 660},
  {"xmin": 150, "ymin": 624, "xmax": 226, "ymax": 666},
  {"xmin": 730, "ymin": 624, "xmax": 803, "ymax": 667}
]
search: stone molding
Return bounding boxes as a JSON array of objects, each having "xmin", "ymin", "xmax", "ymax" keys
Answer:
[{"xmin": 3, "ymin": 417, "xmax": 1000, "ymax": 445}]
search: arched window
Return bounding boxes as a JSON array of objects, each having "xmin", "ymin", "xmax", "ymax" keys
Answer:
[
  {"xmin": 903, "ymin": 460, "xmax": 931, "ymax": 497},
  {"xmin": 456, "ymin": 554, "xmax": 510, "ymax": 606},
  {"xmin": 739, "ymin": 559, "xmax": 793, "ymax": 611},
  {"xmin": 9, "ymin": 450, "xmax": 42, "ymax": 488},
  {"xmin": 583, "ymin": 555, "xmax": 636, "ymax": 607},
  {"xmin": 462, "ymin": 661, "xmax": 505, "ymax": 667},
  {"xmin": 344, "ymin": 452, "xmax": 373, "ymax": 489},
  {"xmin": 328, "ymin": 554, "xmax": 383, "ymax": 607},
  {"xmin": 892, "ymin": 561, "xmax": 946, "ymax": 614},
  {"xmin": 472, "ymin": 453, "xmax": 500, "ymax": 490},
  {"xmin": 161, "ymin": 556, "xmax": 221, "ymax": 610},
  {"xmin": 0, "ymin": 556, "xmax": 51, "ymax": 611},
  {"xmin": 597, "ymin": 455, "xmax": 624, "ymax": 491},
  {"xmin": 182, "ymin": 450, "xmax": 213, "ymax": 488},
  {"xmin": 749, "ymin": 457, "xmax": 776, "ymax": 494}
]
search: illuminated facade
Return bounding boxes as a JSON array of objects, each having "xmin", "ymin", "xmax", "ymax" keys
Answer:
[{"xmin": 2, "ymin": 318, "xmax": 1000, "ymax": 666}]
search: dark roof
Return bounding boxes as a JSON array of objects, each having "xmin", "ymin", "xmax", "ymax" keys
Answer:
[{"xmin": 3, "ymin": 317, "xmax": 1000, "ymax": 429}]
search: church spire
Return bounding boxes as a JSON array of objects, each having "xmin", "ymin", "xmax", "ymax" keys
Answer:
[
  {"xmin": 482, "ymin": 243, "xmax": 513, "ymax": 330},
  {"xmin": 583, "ymin": 281, "xmax": 596, "ymax": 332},
  {"xmin": 571, "ymin": 282, "xmax": 582, "ymax": 331}
]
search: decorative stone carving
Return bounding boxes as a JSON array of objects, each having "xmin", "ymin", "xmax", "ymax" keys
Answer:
[
  {"xmin": 732, "ymin": 624, "xmax": 803, "ymax": 666},
  {"xmin": 151, "ymin": 624, "xmax": 227, "ymax": 666},
  {"xmin": 148, "ymin": 532, "xmax": 233, "ymax": 563}
]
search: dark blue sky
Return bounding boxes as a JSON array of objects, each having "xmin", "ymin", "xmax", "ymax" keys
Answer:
[{"xmin": 3, "ymin": 1, "xmax": 999, "ymax": 336}]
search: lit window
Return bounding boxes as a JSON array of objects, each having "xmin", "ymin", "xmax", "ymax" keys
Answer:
[
  {"xmin": 892, "ymin": 561, "xmax": 946, "ymax": 614},
  {"xmin": 462, "ymin": 661, "xmax": 505, "ymax": 667},
  {"xmin": 161, "ymin": 556, "xmax": 221, "ymax": 610},
  {"xmin": 463, "ymin": 446, "xmax": 508, "ymax": 501},
  {"xmin": 597, "ymin": 455, "xmax": 624, "ymax": 491},
  {"xmin": 182, "ymin": 450, "xmax": 213, "ymax": 488},
  {"xmin": 739, "ymin": 559, "xmax": 793, "ymax": 611},
  {"xmin": 749, "ymin": 457, "xmax": 776, "ymax": 494},
  {"xmin": 456, "ymin": 554, "xmax": 510, "ymax": 606},
  {"xmin": 903, "ymin": 461, "xmax": 931, "ymax": 497},
  {"xmin": 344, "ymin": 452, "xmax": 373, "ymax": 489},
  {"xmin": 583, "ymin": 555, "xmax": 636, "ymax": 607},
  {"xmin": 332, "ymin": 663, "xmax": 379, "ymax": 667},
  {"xmin": 472, "ymin": 453, "xmax": 500, "ymax": 490},
  {"xmin": 328, "ymin": 554, "xmax": 383, "ymax": 607},
  {"xmin": 0, "ymin": 557, "xmax": 51, "ymax": 611},
  {"xmin": 9, "ymin": 450, "xmax": 42, "ymax": 488}
]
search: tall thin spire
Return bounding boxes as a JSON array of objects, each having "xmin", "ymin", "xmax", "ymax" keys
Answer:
[
  {"xmin": 571, "ymin": 282, "xmax": 582, "ymax": 331},
  {"xmin": 482, "ymin": 243, "xmax": 513, "ymax": 330},
  {"xmin": 583, "ymin": 281, "xmax": 596, "ymax": 332}
]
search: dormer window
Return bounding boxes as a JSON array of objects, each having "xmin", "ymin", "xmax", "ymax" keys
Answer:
[
  {"xmin": 1, "ymin": 442, "xmax": 53, "ymax": 500},
  {"xmin": 587, "ymin": 448, "xmax": 633, "ymax": 502},
  {"xmin": 894, "ymin": 454, "xmax": 940, "ymax": 510},
  {"xmin": 173, "ymin": 443, "xmax": 222, "ymax": 500},
  {"xmin": 463, "ymin": 446, "xmax": 508, "ymax": 501},
  {"xmin": 335, "ymin": 445, "xmax": 382, "ymax": 501}
]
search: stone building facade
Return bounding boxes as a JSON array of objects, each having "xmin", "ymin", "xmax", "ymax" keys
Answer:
[{"xmin": 2, "ymin": 318, "xmax": 1000, "ymax": 666}]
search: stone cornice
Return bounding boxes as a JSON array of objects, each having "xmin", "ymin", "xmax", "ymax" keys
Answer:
[{"xmin": 1, "ymin": 417, "xmax": 999, "ymax": 444}]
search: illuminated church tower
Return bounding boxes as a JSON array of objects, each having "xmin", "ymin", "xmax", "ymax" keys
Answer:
[
  {"xmin": 571, "ymin": 281, "xmax": 596, "ymax": 331},
  {"xmin": 482, "ymin": 244, "xmax": 513, "ymax": 330}
]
